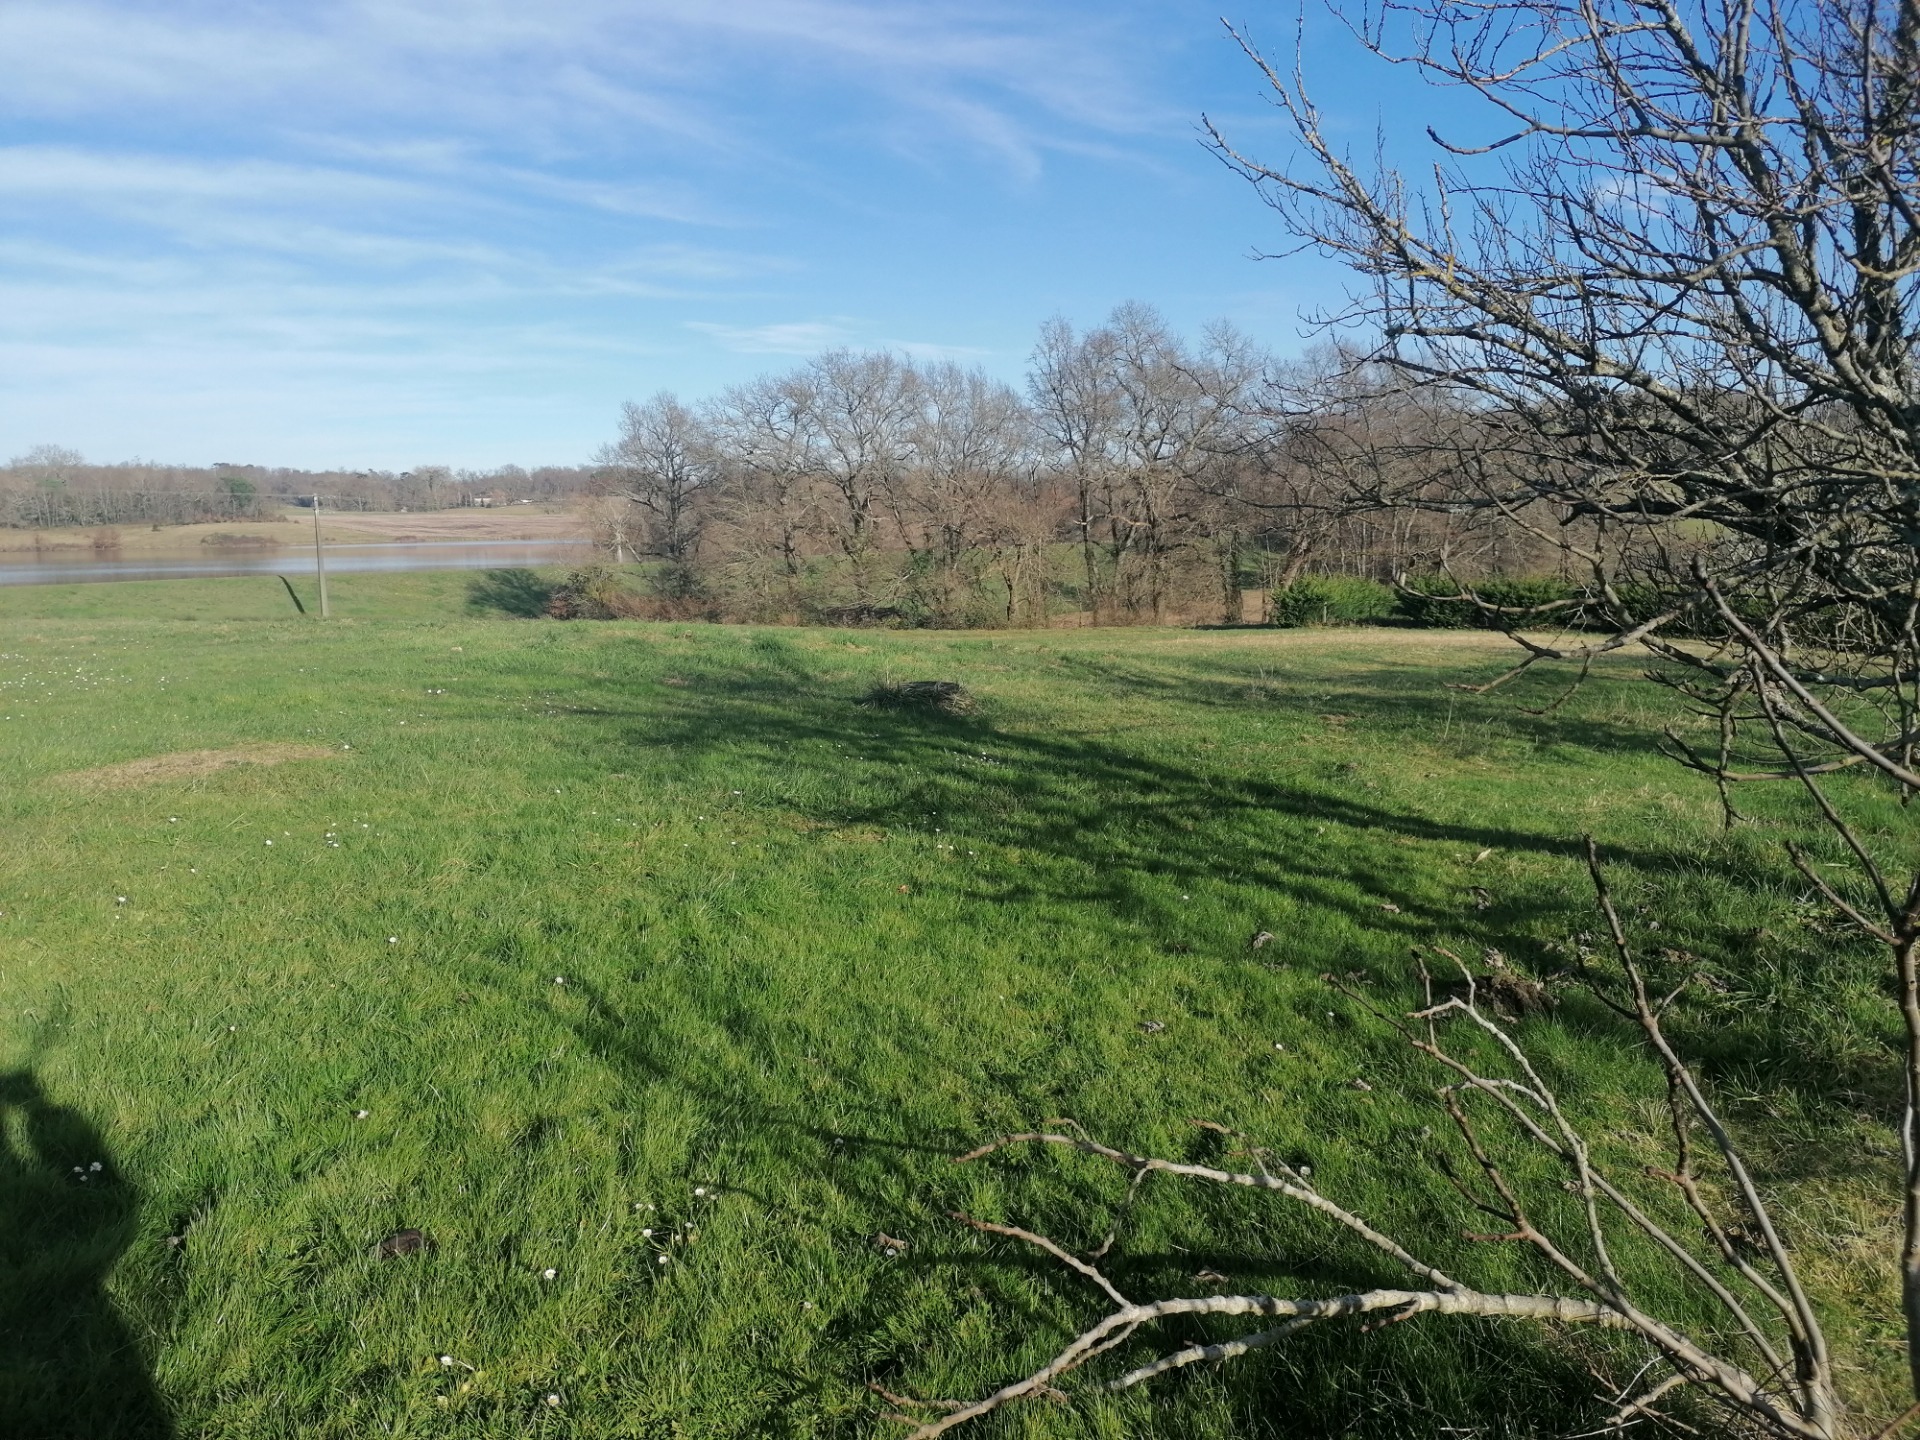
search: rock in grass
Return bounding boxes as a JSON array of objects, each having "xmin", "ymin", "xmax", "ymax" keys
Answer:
[
  {"xmin": 859, "ymin": 680, "xmax": 976, "ymax": 715},
  {"xmin": 372, "ymin": 1228, "xmax": 436, "ymax": 1259}
]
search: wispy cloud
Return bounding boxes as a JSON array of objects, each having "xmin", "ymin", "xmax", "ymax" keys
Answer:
[
  {"xmin": 0, "ymin": 1, "xmax": 1165, "ymax": 170},
  {"xmin": 686, "ymin": 318, "xmax": 991, "ymax": 362},
  {"xmin": 686, "ymin": 320, "xmax": 860, "ymax": 355},
  {"xmin": 0, "ymin": 0, "xmax": 1212, "ymax": 465},
  {"xmin": 885, "ymin": 337, "xmax": 995, "ymax": 362}
]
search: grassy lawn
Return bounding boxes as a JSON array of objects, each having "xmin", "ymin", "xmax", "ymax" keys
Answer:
[{"xmin": 0, "ymin": 571, "xmax": 1906, "ymax": 1438}]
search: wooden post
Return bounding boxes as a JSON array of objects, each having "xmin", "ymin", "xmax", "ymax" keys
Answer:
[{"xmin": 312, "ymin": 495, "xmax": 330, "ymax": 619}]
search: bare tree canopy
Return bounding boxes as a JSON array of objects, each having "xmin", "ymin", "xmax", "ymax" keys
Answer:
[
  {"xmin": 592, "ymin": 393, "xmax": 712, "ymax": 570},
  {"xmin": 590, "ymin": 319, "xmax": 1496, "ymax": 627},
  {"xmin": 1207, "ymin": 0, "xmax": 1918, "ymax": 661}
]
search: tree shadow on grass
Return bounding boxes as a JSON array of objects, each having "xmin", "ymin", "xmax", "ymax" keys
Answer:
[
  {"xmin": 1051, "ymin": 644, "xmax": 1671, "ymax": 765},
  {"xmin": 464, "ymin": 568, "xmax": 554, "ymax": 618},
  {"xmin": 445, "ymin": 637, "xmax": 1905, "ymax": 1434},
  {"xmin": 444, "ymin": 630, "xmax": 1902, "ymax": 1112},
  {"xmin": 0, "ymin": 1070, "xmax": 171, "ymax": 1440},
  {"xmin": 607, "ymin": 645, "xmax": 1893, "ymax": 1111},
  {"xmin": 583, "ymin": 654, "xmax": 1665, "ymax": 918}
]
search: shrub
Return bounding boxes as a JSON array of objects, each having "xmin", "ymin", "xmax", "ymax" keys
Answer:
[
  {"xmin": 1396, "ymin": 576, "xmax": 1575, "ymax": 629},
  {"xmin": 1392, "ymin": 576, "xmax": 1476, "ymax": 628},
  {"xmin": 546, "ymin": 566, "xmax": 644, "ymax": 620},
  {"xmin": 1269, "ymin": 575, "xmax": 1396, "ymax": 627}
]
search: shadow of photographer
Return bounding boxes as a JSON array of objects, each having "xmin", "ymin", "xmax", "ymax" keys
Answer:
[{"xmin": 0, "ymin": 1070, "xmax": 171, "ymax": 1439}]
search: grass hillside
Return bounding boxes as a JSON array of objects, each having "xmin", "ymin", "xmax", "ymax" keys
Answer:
[{"xmin": 0, "ymin": 572, "xmax": 1906, "ymax": 1437}]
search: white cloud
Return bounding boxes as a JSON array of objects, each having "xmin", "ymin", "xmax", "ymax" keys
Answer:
[
  {"xmin": 0, "ymin": 1, "xmax": 1189, "ymax": 464},
  {"xmin": 685, "ymin": 320, "xmax": 859, "ymax": 354},
  {"xmin": 0, "ymin": 1, "xmax": 1165, "ymax": 175},
  {"xmin": 685, "ymin": 319, "xmax": 992, "ymax": 362},
  {"xmin": 884, "ymin": 337, "xmax": 995, "ymax": 362}
]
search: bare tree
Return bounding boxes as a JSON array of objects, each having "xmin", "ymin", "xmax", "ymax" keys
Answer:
[
  {"xmin": 797, "ymin": 350, "xmax": 922, "ymax": 606},
  {"xmin": 890, "ymin": 360, "xmax": 1035, "ymax": 624},
  {"xmin": 1029, "ymin": 305, "xmax": 1266, "ymax": 623},
  {"xmin": 1029, "ymin": 314, "xmax": 1126, "ymax": 620},
  {"xmin": 594, "ymin": 393, "xmax": 711, "ymax": 582},
  {"xmin": 1205, "ymin": 0, "xmax": 1919, "ymax": 677},
  {"xmin": 703, "ymin": 373, "xmax": 825, "ymax": 618}
]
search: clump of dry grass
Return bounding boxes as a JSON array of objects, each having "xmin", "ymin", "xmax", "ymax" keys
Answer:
[
  {"xmin": 858, "ymin": 680, "xmax": 977, "ymax": 715},
  {"xmin": 53, "ymin": 742, "xmax": 340, "ymax": 788}
]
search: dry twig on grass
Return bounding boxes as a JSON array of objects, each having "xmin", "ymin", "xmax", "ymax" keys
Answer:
[{"xmin": 890, "ymin": 849, "xmax": 1856, "ymax": 1439}]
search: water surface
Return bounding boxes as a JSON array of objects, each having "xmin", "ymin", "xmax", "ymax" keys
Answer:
[{"xmin": 0, "ymin": 538, "xmax": 591, "ymax": 586}]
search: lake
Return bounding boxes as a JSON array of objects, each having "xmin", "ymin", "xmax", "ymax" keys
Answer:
[{"xmin": 0, "ymin": 538, "xmax": 593, "ymax": 587}]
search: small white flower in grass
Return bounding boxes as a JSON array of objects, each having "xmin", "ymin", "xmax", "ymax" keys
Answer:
[
  {"xmin": 389, "ymin": 937, "xmax": 399, "ymax": 944},
  {"xmin": 544, "ymin": 1393, "xmax": 562, "ymax": 1408},
  {"xmin": 264, "ymin": 840, "xmax": 272, "ymax": 846},
  {"xmin": 553, "ymin": 976, "xmax": 566, "ymax": 985},
  {"xmin": 90, "ymin": 1161, "xmax": 103, "ymax": 1172},
  {"xmin": 116, "ymin": 896, "xmax": 127, "ymax": 905},
  {"xmin": 542, "ymin": 1268, "xmax": 558, "ymax": 1280},
  {"xmin": 640, "ymin": 1228, "xmax": 653, "ymax": 1237},
  {"xmin": 439, "ymin": 1355, "xmax": 455, "ymax": 1368},
  {"xmin": 354, "ymin": 1109, "xmax": 370, "ymax": 1119},
  {"xmin": 656, "ymin": 1254, "xmax": 669, "ymax": 1265}
]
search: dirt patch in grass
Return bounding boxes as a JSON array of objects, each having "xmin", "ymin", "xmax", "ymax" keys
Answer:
[{"xmin": 54, "ymin": 742, "xmax": 342, "ymax": 788}]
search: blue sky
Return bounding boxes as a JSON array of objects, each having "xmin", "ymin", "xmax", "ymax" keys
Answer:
[{"xmin": 0, "ymin": 1, "xmax": 1470, "ymax": 469}]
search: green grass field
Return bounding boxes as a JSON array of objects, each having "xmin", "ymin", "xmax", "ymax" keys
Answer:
[{"xmin": 0, "ymin": 570, "xmax": 1906, "ymax": 1438}]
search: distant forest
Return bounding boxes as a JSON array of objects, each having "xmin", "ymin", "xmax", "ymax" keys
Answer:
[{"xmin": 0, "ymin": 447, "xmax": 593, "ymax": 528}]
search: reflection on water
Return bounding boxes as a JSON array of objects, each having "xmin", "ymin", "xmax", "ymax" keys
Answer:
[{"xmin": 0, "ymin": 539, "xmax": 592, "ymax": 586}]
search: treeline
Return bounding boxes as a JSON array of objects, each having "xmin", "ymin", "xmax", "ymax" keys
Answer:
[
  {"xmin": 0, "ymin": 447, "xmax": 592, "ymax": 530},
  {"xmin": 590, "ymin": 304, "xmax": 1567, "ymax": 627}
]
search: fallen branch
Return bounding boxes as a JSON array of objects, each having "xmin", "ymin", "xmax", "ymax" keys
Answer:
[{"xmin": 890, "ymin": 852, "xmax": 1849, "ymax": 1438}]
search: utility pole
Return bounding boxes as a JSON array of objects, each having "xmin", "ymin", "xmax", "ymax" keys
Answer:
[{"xmin": 312, "ymin": 495, "xmax": 331, "ymax": 619}]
